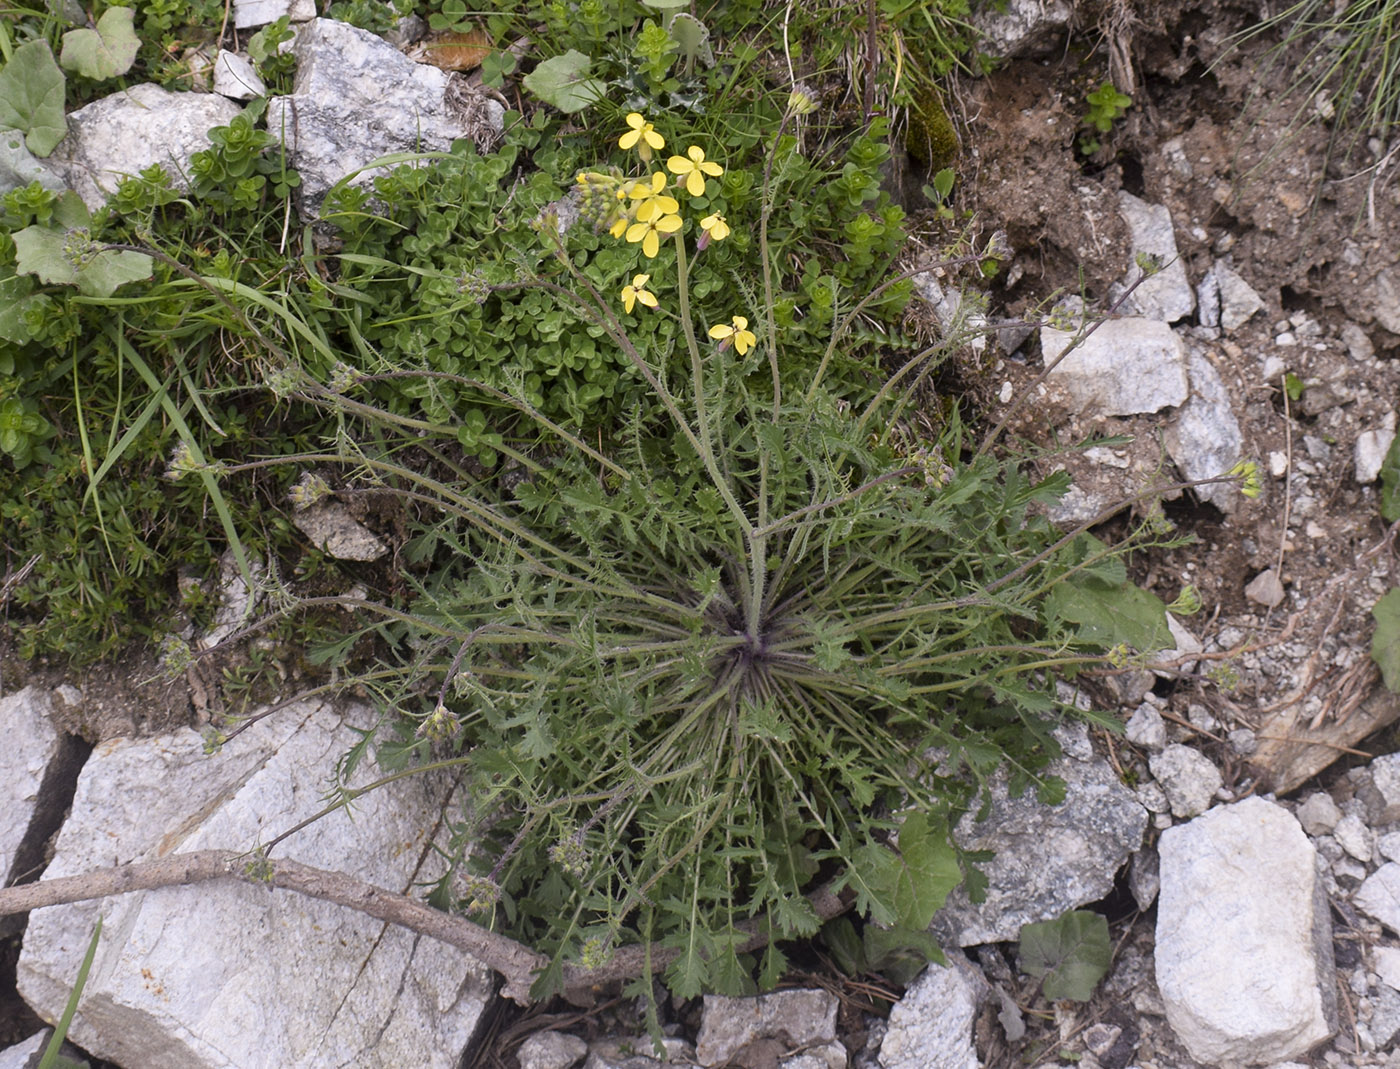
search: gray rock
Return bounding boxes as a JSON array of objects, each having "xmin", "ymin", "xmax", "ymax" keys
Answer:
[
  {"xmin": 1196, "ymin": 267, "xmax": 1221, "ymax": 328},
  {"xmin": 695, "ymin": 990, "xmax": 837, "ymax": 1067},
  {"xmin": 1041, "ymin": 314, "xmax": 1189, "ymax": 416},
  {"xmin": 1365, "ymin": 267, "xmax": 1400, "ymax": 335},
  {"xmin": 1228, "ymin": 728, "xmax": 1258, "ymax": 756},
  {"xmin": 1215, "ymin": 263, "xmax": 1267, "ymax": 331},
  {"xmin": 234, "ymin": 0, "xmax": 315, "ymax": 29},
  {"xmin": 0, "ymin": 1030, "xmax": 49, "ymax": 1069},
  {"xmin": 1164, "ymin": 346, "xmax": 1244, "ymax": 510},
  {"xmin": 1129, "ymin": 846, "xmax": 1160, "ymax": 910},
  {"xmin": 779, "ymin": 1043, "xmax": 847, "ymax": 1069},
  {"xmin": 971, "ymin": 0, "xmax": 1072, "ymax": 58},
  {"xmin": 48, "ymin": 84, "xmax": 242, "ymax": 210},
  {"xmin": 0, "ymin": 132, "xmax": 66, "ymax": 196},
  {"xmin": 1334, "ymin": 813, "xmax": 1373, "ymax": 863},
  {"xmin": 213, "ymin": 50, "xmax": 266, "ymax": 100},
  {"xmin": 1341, "ymin": 322, "xmax": 1375, "ymax": 361},
  {"xmin": 1371, "ymin": 984, "xmax": 1400, "ymax": 1048},
  {"xmin": 1355, "ymin": 415, "xmax": 1397, "ymax": 484},
  {"xmin": 1354, "ymin": 863, "xmax": 1400, "ymax": 935},
  {"xmin": 17, "ymin": 701, "xmax": 493, "ymax": 1069},
  {"xmin": 933, "ymin": 724, "xmax": 1147, "ymax": 946},
  {"xmin": 1125, "ymin": 703, "xmax": 1167, "ymax": 751},
  {"xmin": 1245, "ymin": 568, "xmax": 1286, "ymax": 608},
  {"xmin": 0, "ymin": 687, "xmax": 60, "ymax": 882},
  {"xmin": 290, "ymin": 500, "xmax": 388, "ymax": 561},
  {"xmin": 1148, "ymin": 744, "xmax": 1222, "ymax": 818},
  {"xmin": 1375, "ymin": 946, "xmax": 1400, "ymax": 992},
  {"xmin": 1156, "ymin": 797, "xmax": 1337, "ymax": 1065},
  {"xmin": 266, "ymin": 19, "xmax": 504, "ymax": 216},
  {"xmin": 1150, "ymin": 615, "xmax": 1204, "ymax": 677},
  {"xmin": 584, "ymin": 1037, "xmax": 696, "ymax": 1069},
  {"xmin": 518, "ymin": 1031, "xmax": 590, "ymax": 1069},
  {"xmin": 1379, "ymin": 831, "xmax": 1400, "ymax": 863},
  {"xmin": 1359, "ymin": 755, "xmax": 1400, "ymax": 824},
  {"xmin": 1116, "ymin": 192, "xmax": 1195, "ymax": 324},
  {"xmin": 877, "ymin": 958, "xmax": 987, "ymax": 1069}
]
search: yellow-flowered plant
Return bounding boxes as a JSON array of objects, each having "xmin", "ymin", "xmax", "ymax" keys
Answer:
[
  {"xmin": 621, "ymin": 274, "xmax": 658, "ymax": 314},
  {"xmin": 619, "ymin": 112, "xmax": 665, "ymax": 161},
  {"xmin": 666, "ymin": 145, "xmax": 724, "ymax": 196},
  {"xmin": 708, "ymin": 315, "xmax": 756, "ymax": 355}
]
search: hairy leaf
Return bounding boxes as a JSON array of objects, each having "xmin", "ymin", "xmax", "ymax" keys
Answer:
[
  {"xmin": 1372, "ymin": 588, "xmax": 1400, "ymax": 692},
  {"xmin": 0, "ymin": 41, "xmax": 67, "ymax": 156},
  {"xmin": 1019, "ymin": 910, "xmax": 1111, "ymax": 1002},
  {"xmin": 521, "ymin": 51, "xmax": 603, "ymax": 113},
  {"xmin": 1045, "ymin": 576, "xmax": 1171, "ymax": 653},
  {"xmin": 60, "ymin": 7, "xmax": 140, "ymax": 79},
  {"xmin": 1380, "ymin": 433, "xmax": 1400, "ymax": 522}
]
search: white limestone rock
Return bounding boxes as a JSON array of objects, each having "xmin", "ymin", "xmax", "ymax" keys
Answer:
[
  {"xmin": 1295, "ymin": 792, "xmax": 1342, "ymax": 837},
  {"xmin": 1, "ymin": 688, "xmax": 61, "ymax": 881},
  {"xmin": 212, "ymin": 50, "xmax": 266, "ymax": 100},
  {"xmin": 1125, "ymin": 703, "xmax": 1167, "ymax": 751},
  {"xmin": 1156, "ymin": 797, "xmax": 1337, "ymax": 1065},
  {"xmin": 1164, "ymin": 345, "xmax": 1244, "ymax": 511},
  {"xmin": 1354, "ymin": 412, "xmax": 1397, "ymax": 484},
  {"xmin": 971, "ymin": 0, "xmax": 1072, "ymax": 58},
  {"xmin": 17, "ymin": 701, "xmax": 493, "ymax": 1069},
  {"xmin": 0, "ymin": 1030, "xmax": 50, "ymax": 1069},
  {"xmin": 878, "ymin": 957, "xmax": 987, "ymax": 1069},
  {"xmin": 1359, "ymin": 754, "xmax": 1400, "ymax": 824},
  {"xmin": 932, "ymin": 724, "xmax": 1147, "ymax": 946},
  {"xmin": 1116, "ymin": 191, "xmax": 1195, "ymax": 324},
  {"xmin": 1355, "ymin": 863, "xmax": 1400, "ymax": 935},
  {"xmin": 1215, "ymin": 263, "xmax": 1267, "ymax": 331},
  {"xmin": 265, "ymin": 18, "xmax": 504, "ymax": 215},
  {"xmin": 1040, "ymin": 313, "xmax": 1189, "ymax": 416},
  {"xmin": 695, "ymin": 990, "xmax": 837, "ymax": 1067},
  {"xmin": 48, "ymin": 84, "xmax": 242, "ymax": 210},
  {"xmin": 1148, "ymin": 744, "xmax": 1222, "ymax": 819},
  {"xmin": 291, "ymin": 500, "xmax": 388, "ymax": 561},
  {"xmin": 234, "ymin": 0, "xmax": 315, "ymax": 29},
  {"xmin": 518, "ymin": 1031, "xmax": 590, "ymax": 1069}
]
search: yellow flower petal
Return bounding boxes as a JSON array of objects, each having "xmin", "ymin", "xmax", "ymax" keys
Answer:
[
  {"xmin": 632, "ymin": 273, "xmax": 651, "ymax": 288},
  {"xmin": 622, "ymin": 287, "xmax": 637, "ymax": 314},
  {"xmin": 642, "ymin": 230, "xmax": 659, "ymax": 257},
  {"xmin": 655, "ymin": 213, "xmax": 682, "ymax": 234},
  {"xmin": 636, "ymin": 288, "xmax": 658, "ymax": 308},
  {"xmin": 709, "ymin": 323, "xmax": 734, "ymax": 340}
]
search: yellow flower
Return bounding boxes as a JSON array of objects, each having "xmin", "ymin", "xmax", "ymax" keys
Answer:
[
  {"xmin": 608, "ymin": 216, "xmax": 628, "ymax": 239},
  {"xmin": 619, "ymin": 112, "xmax": 665, "ymax": 160},
  {"xmin": 628, "ymin": 171, "xmax": 680, "ymax": 222},
  {"xmin": 666, "ymin": 145, "xmax": 724, "ymax": 196},
  {"xmin": 621, "ymin": 274, "xmax": 658, "ymax": 314},
  {"xmin": 699, "ymin": 211, "xmax": 730, "ymax": 242},
  {"xmin": 709, "ymin": 315, "xmax": 756, "ymax": 355},
  {"xmin": 625, "ymin": 212, "xmax": 683, "ymax": 257}
]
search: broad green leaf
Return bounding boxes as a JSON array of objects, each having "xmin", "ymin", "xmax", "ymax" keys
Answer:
[
  {"xmin": 1045, "ymin": 577, "xmax": 1171, "ymax": 653},
  {"xmin": 887, "ymin": 812, "xmax": 961, "ymax": 930},
  {"xmin": 1372, "ymin": 589, "xmax": 1400, "ymax": 692},
  {"xmin": 0, "ymin": 41, "xmax": 68, "ymax": 156},
  {"xmin": 12, "ymin": 223, "xmax": 152, "ymax": 297},
  {"xmin": 0, "ymin": 276, "xmax": 44, "ymax": 344},
  {"xmin": 1380, "ymin": 433, "xmax": 1400, "ymax": 522},
  {"xmin": 1019, "ymin": 910, "xmax": 1110, "ymax": 1002},
  {"xmin": 60, "ymin": 7, "xmax": 139, "ymax": 80},
  {"xmin": 521, "ymin": 51, "xmax": 603, "ymax": 113}
]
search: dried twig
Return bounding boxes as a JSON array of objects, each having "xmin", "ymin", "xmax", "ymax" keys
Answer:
[{"xmin": 0, "ymin": 851, "xmax": 852, "ymax": 1005}]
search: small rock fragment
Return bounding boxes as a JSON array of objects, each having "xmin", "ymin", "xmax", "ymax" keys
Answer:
[
  {"xmin": 519, "ymin": 1031, "xmax": 589, "ymax": 1069},
  {"xmin": 1341, "ymin": 322, "xmax": 1375, "ymax": 361},
  {"xmin": 1040, "ymin": 313, "xmax": 1189, "ymax": 416},
  {"xmin": 695, "ymin": 990, "xmax": 837, "ymax": 1067},
  {"xmin": 1149, "ymin": 744, "xmax": 1223, "ymax": 818},
  {"xmin": 878, "ymin": 960, "xmax": 987, "ymax": 1069},
  {"xmin": 1359, "ymin": 755, "xmax": 1400, "ymax": 824},
  {"xmin": 1125, "ymin": 703, "xmax": 1167, "ymax": 751},
  {"xmin": 1156, "ymin": 797, "xmax": 1337, "ymax": 1065},
  {"xmin": 1333, "ymin": 813, "xmax": 1373, "ymax": 863},
  {"xmin": 1116, "ymin": 191, "xmax": 1195, "ymax": 323},
  {"xmin": 1355, "ymin": 415, "xmax": 1397, "ymax": 484},
  {"xmin": 291, "ymin": 501, "xmax": 388, "ymax": 561},
  {"xmin": 1245, "ymin": 569, "xmax": 1286, "ymax": 608},
  {"xmin": 1215, "ymin": 263, "xmax": 1267, "ymax": 331},
  {"xmin": 213, "ymin": 50, "xmax": 266, "ymax": 100},
  {"xmin": 1295, "ymin": 792, "xmax": 1342, "ymax": 836},
  {"xmin": 1354, "ymin": 863, "xmax": 1400, "ymax": 935},
  {"xmin": 1375, "ymin": 946, "xmax": 1400, "ymax": 993}
]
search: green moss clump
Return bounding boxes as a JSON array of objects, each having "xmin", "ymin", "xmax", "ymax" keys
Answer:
[{"xmin": 904, "ymin": 89, "xmax": 960, "ymax": 172}]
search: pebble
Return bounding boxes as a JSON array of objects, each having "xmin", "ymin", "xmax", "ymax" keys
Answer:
[
  {"xmin": 1335, "ymin": 813, "xmax": 1374, "ymax": 862},
  {"xmin": 1126, "ymin": 703, "xmax": 1168, "ymax": 751},
  {"xmin": 1296, "ymin": 792, "xmax": 1342, "ymax": 836},
  {"xmin": 1149, "ymin": 744, "xmax": 1222, "ymax": 818}
]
